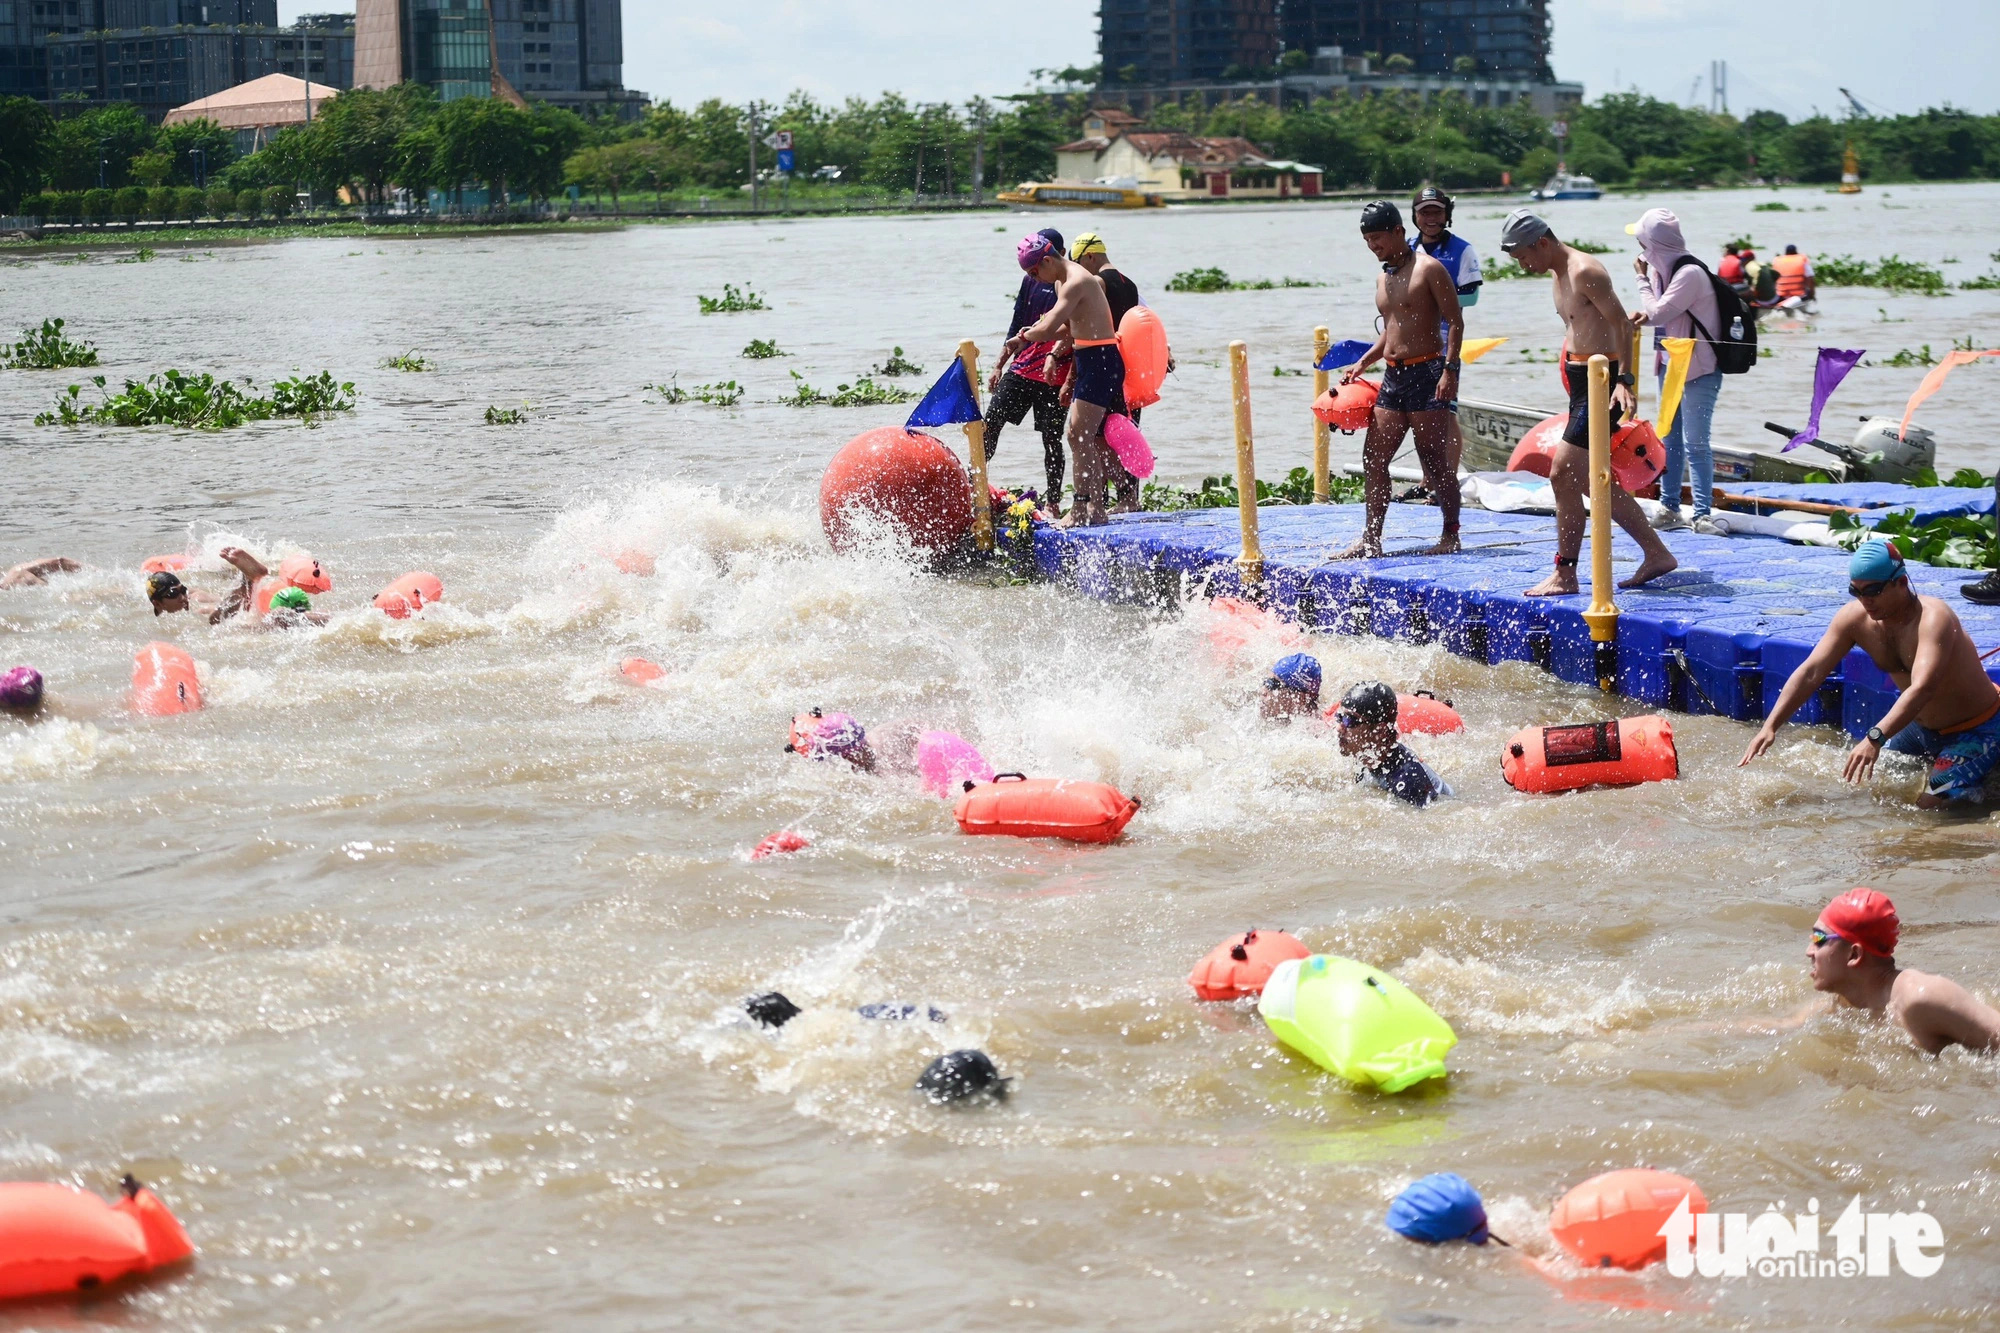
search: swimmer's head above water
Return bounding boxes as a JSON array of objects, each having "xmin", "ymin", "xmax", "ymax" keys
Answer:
[
  {"xmin": 0, "ymin": 666, "xmax": 43, "ymax": 714},
  {"xmin": 1261, "ymin": 653, "xmax": 1322, "ymax": 721},
  {"xmin": 785, "ymin": 708, "xmax": 875, "ymax": 770},
  {"xmin": 146, "ymin": 570, "xmax": 191, "ymax": 616},
  {"xmin": 1809, "ymin": 888, "xmax": 1899, "ymax": 990},
  {"xmin": 1335, "ymin": 680, "xmax": 1400, "ymax": 758}
]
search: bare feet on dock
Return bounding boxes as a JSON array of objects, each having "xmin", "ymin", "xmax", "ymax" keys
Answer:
[
  {"xmin": 1057, "ymin": 505, "xmax": 1109, "ymax": 529},
  {"xmin": 1110, "ymin": 495, "xmax": 1142, "ymax": 515},
  {"xmin": 1419, "ymin": 534, "xmax": 1461, "ymax": 556},
  {"xmin": 1524, "ymin": 567, "xmax": 1579, "ymax": 597},
  {"xmin": 1618, "ymin": 552, "xmax": 1678, "ymax": 589},
  {"xmin": 1332, "ymin": 537, "xmax": 1382, "ymax": 561}
]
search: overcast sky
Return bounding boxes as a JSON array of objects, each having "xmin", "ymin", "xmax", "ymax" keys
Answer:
[{"xmin": 281, "ymin": 1, "xmax": 1997, "ymax": 119}]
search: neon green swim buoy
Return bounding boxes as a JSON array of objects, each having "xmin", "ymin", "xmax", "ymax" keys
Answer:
[{"xmin": 1257, "ymin": 954, "xmax": 1456, "ymax": 1093}]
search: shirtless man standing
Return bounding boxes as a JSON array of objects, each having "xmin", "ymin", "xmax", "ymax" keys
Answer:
[
  {"xmin": 1498, "ymin": 209, "xmax": 1677, "ymax": 597},
  {"xmin": 1002, "ymin": 233, "xmax": 1122, "ymax": 529},
  {"xmin": 1742, "ymin": 538, "xmax": 2000, "ymax": 808},
  {"xmin": 1337, "ymin": 200, "xmax": 1464, "ymax": 558}
]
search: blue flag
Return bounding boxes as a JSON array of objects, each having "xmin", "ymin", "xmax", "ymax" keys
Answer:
[
  {"xmin": 1315, "ymin": 339, "xmax": 1374, "ymax": 372},
  {"xmin": 905, "ymin": 361, "xmax": 982, "ymax": 429}
]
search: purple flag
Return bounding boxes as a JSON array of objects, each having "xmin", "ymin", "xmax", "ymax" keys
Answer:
[{"xmin": 1786, "ymin": 347, "xmax": 1865, "ymax": 452}]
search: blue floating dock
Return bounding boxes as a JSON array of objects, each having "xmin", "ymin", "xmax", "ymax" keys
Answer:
[{"xmin": 1031, "ymin": 503, "xmax": 2000, "ymax": 739}]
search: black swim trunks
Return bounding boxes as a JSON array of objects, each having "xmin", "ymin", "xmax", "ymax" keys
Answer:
[
  {"xmin": 1378, "ymin": 358, "xmax": 1452, "ymax": 414},
  {"xmin": 1070, "ymin": 342, "xmax": 1127, "ymax": 411},
  {"xmin": 1560, "ymin": 357, "xmax": 1626, "ymax": 446}
]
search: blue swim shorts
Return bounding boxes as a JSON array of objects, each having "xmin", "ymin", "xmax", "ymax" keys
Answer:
[{"xmin": 1885, "ymin": 705, "xmax": 2000, "ymax": 803}]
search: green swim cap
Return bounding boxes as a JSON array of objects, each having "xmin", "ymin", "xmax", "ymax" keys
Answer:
[{"xmin": 270, "ymin": 587, "xmax": 311, "ymax": 611}]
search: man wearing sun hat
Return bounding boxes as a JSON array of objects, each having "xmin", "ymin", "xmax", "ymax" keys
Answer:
[
  {"xmin": 1808, "ymin": 888, "xmax": 2000, "ymax": 1053},
  {"xmin": 1742, "ymin": 537, "xmax": 2000, "ymax": 807}
]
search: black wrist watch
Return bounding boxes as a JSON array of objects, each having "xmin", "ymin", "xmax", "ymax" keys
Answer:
[
  {"xmin": 1865, "ymin": 725, "xmax": 1886, "ymax": 746},
  {"xmin": 1444, "ymin": 360, "xmax": 1462, "ymax": 371},
  {"xmin": 1616, "ymin": 372, "xmax": 1637, "ymax": 388}
]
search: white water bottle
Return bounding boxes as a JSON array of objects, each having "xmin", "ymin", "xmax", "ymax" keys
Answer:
[{"xmin": 1729, "ymin": 315, "xmax": 1744, "ymax": 340}]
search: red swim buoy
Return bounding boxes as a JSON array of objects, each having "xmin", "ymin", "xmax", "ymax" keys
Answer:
[
  {"xmin": 620, "ymin": 657, "xmax": 666, "ymax": 684},
  {"xmin": 751, "ymin": 830, "xmax": 811, "ymax": 860},
  {"xmin": 278, "ymin": 553, "xmax": 331, "ymax": 594},
  {"xmin": 954, "ymin": 774, "xmax": 1139, "ymax": 843},
  {"xmin": 0, "ymin": 1178, "xmax": 194, "ymax": 1301},
  {"xmin": 373, "ymin": 571, "xmax": 443, "ymax": 619},
  {"xmin": 1397, "ymin": 691, "xmax": 1464, "ymax": 736},
  {"xmin": 1188, "ymin": 929, "xmax": 1311, "ymax": 1001},
  {"xmin": 130, "ymin": 643, "xmax": 202, "ymax": 717},
  {"xmin": 1312, "ymin": 378, "xmax": 1380, "ymax": 432},
  {"xmin": 140, "ymin": 554, "xmax": 189, "ymax": 575},
  {"xmin": 1550, "ymin": 1169, "xmax": 1706, "ymax": 1271},
  {"xmin": 819, "ymin": 428, "xmax": 973, "ymax": 556},
  {"xmin": 1506, "ymin": 413, "xmax": 1566, "ymax": 477},
  {"xmin": 1502, "ymin": 716, "xmax": 1678, "ymax": 794},
  {"xmin": 1506, "ymin": 414, "xmax": 1666, "ymax": 494}
]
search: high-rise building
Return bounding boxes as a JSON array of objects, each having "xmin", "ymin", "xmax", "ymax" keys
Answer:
[
  {"xmin": 1277, "ymin": 0, "xmax": 1551, "ymax": 80},
  {"xmin": 357, "ymin": 0, "xmax": 639, "ymax": 114},
  {"xmin": 1101, "ymin": 0, "xmax": 1279, "ymax": 87},
  {"xmin": 355, "ymin": 0, "xmax": 492, "ymax": 101}
]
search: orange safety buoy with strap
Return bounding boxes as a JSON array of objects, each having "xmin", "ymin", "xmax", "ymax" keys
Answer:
[
  {"xmin": 1502, "ymin": 716, "xmax": 1677, "ymax": 794},
  {"xmin": 1312, "ymin": 378, "xmax": 1379, "ymax": 432},
  {"xmin": 1610, "ymin": 419, "xmax": 1665, "ymax": 493},
  {"xmin": 1398, "ymin": 691, "xmax": 1464, "ymax": 736},
  {"xmin": 1506, "ymin": 412, "xmax": 1566, "ymax": 477},
  {"xmin": 140, "ymin": 554, "xmax": 188, "ymax": 575},
  {"xmin": 954, "ymin": 773, "xmax": 1139, "ymax": 843},
  {"xmin": 373, "ymin": 571, "xmax": 443, "ymax": 620},
  {"xmin": 1549, "ymin": 1169, "xmax": 1706, "ymax": 1271},
  {"xmin": 130, "ymin": 642, "xmax": 202, "ymax": 717},
  {"xmin": 1118, "ymin": 306, "xmax": 1171, "ymax": 410},
  {"xmin": 1187, "ymin": 929, "xmax": 1311, "ymax": 1001},
  {"xmin": 0, "ymin": 1177, "xmax": 195, "ymax": 1301}
]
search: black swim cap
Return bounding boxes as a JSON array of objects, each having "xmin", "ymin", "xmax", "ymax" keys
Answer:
[
  {"xmin": 745, "ymin": 992, "xmax": 802, "ymax": 1029},
  {"xmin": 1037, "ymin": 227, "xmax": 1065, "ymax": 251},
  {"xmin": 1338, "ymin": 681, "xmax": 1399, "ymax": 726},
  {"xmin": 1359, "ymin": 200, "xmax": 1402, "ymax": 234},
  {"xmin": 1412, "ymin": 185, "xmax": 1454, "ymax": 224},
  {"xmin": 145, "ymin": 571, "xmax": 186, "ymax": 604},
  {"xmin": 915, "ymin": 1049, "xmax": 1009, "ymax": 1103}
]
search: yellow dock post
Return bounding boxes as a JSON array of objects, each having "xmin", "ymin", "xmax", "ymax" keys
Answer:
[
  {"xmin": 1311, "ymin": 325, "xmax": 1331, "ymax": 503},
  {"xmin": 1230, "ymin": 340, "xmax": 1264, "ymax": 587},
  {"xmin": 957, "ymin": 340, "xmax": 994, "ymax": 555},
  {"xmin": 1582, "ymin": 354, "xmax": 1620, "ymax": 691}
]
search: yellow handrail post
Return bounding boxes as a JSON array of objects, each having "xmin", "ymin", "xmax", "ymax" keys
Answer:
[
  {"xmin": 1311, "ymin": 324, "xmax": 1331, "ymax": 503},
  {"xmin": 957, "ymin": 339, "xmax": 994, "ymax": 555},
  {"xmin": 1230, "ymin": 339, "xmax": 1264, "ymax": 588},
  {"xmin": 1582, "ymin": 354, "xmax": 1620, "ymax": 692}
]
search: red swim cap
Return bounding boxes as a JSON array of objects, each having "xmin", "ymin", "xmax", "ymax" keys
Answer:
[{"xmin": 1816, "ymin": 888, "xmax": 1899, "ymax": 957}]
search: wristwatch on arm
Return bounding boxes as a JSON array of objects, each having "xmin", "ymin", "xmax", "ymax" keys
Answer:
[{"xmin": 1865, "ymin": 725, "xmax": 1887, "ymax": 747}]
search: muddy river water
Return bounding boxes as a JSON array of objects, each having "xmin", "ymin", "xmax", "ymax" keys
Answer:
[{"xmin": 2, "ymin": 183, "xmax": 1998, "ymax": 1330}]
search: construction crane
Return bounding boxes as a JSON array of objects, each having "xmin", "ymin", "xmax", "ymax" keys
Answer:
[{"xmin": 1838, "ymin": 87, "xmax": 1871, "ymax": 118}]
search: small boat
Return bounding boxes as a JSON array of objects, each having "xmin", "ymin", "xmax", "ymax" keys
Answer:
[
  {"xmin": 996, "ymin": 178, "xmax": 1164, "ymax": 209},
  {"xmin": 1531, "ymin": 172, "xmax": 1601, "ymax": 201},
  {"xmin": 1457, "ymin": 397, "xmax": 1838, "ymax": 483}
]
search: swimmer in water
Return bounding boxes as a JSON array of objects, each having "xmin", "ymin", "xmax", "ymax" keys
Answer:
[
  {"xmin": 0, "ymin": 666, "xmax": 44, "ymax": 715},
  {"xmin": 1002, "ymin": 232, "xmax": 1123, "ymax": 529},
  {"xmin": 1336, "ymin": 681, "xmax": 1450, "ymax": 807},
  {"xmin": 1261, "ymin": 653, "xmax": 1322, "ymax": 722},
  {"xmin": 1742, "ymin": 538, "xmax": 2000, "ymax": 808},
  {"xmin": 147, "ymin": 546, "xmax": 267, "ymax": 624},
  {"xmin": 785, "ymin": 709, "xmax": 876, "ymax": 771},
  {"xmin": 1802, "ymin": 889, "xmax": 2000, "ymax": 1054},
  {"xmin": 2, "ymin": 557, "xmax": 81, "ymax": 589},
  {"xmin": 264, "ymin": 586, "xmax": 330, "ymax": 629}
]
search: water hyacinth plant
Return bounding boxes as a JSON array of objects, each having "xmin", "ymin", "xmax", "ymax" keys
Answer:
[
  {"xmin": 697, "ymin": 284, "xmax": 768, "ymax": 314},
  {"xmin": 384, "ymin": 351, "xmax": 432, "ymax": 372},
  {"xmin": 37, "ymin": 370, "xmax": 355, "ymax": 429},
  {"xmin": 779, "ymin": 371, "xmax": 914, "ymax": 407},
  {"xmin": 872, "ymin": 346, "xmax": 924, "ymax": 376},
  {"xmin": 484, "ymin": 405, "xmax": 528, "ymax": 425},
  {"xmin": 741, "ymin": 338, "xmax": 787, "ymax": 359},
  {"xmin": 3, "ymin": 318, "xmax": 99, "ymax": 370},
  {"xmin": 1166, "ymin": 267, "xmax": 1323, "ymax": 292}
]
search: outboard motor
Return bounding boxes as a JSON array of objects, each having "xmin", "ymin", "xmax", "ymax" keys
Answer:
[{"xmin": 1763, "ymin": 414, "xmax": 1938, "ymax": 482}]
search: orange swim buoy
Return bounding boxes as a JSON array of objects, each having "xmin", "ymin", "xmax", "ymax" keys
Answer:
[
  {"xmin": 0, "ymin": 1177, "xmax": 195, "ymax": 1301},
  {"xmin": 1187, "ymin": 929, "xmax": 1311, "ymax": 1001},
  {"xmin": 1118, "ymin": 305, "xmax": 1171, "ymax": 410},
  {"xmin": 750, "ymin": 830, "xmax": 811, "ymax": 860},
  {"xmin": 1505, "ymin": 413, "xmax": 1666, "ymax": 494},
  {"xmin": 1550, "ymin": 1169, "xmax": 1707, "ymax": 1271},
  {"xmin": 130, "ymin": 643, "xmax": 202, "ymax": 717},
  {"xmin": 373, "ymin": 571, "xmax": 443, "ymax": 620},
  {"xmin": 819, "ymin": 428, "xmax": 974, "ymax": 557},
  {"xmin": 953, "ymin": 774, "xmax": 1139, "ymax": 844},
  {"xmin": 140, "ymin": 554, "xmax": 189, "ymax": 575},
  {"xmin": 1397, "ymin": 691, "xmax": 1464, "ymax": 736},
  {"xmin": 1206, "ymin": 597, "xmax": 1303, "ymax": 665},
  {"xmin": 1312, "ymin": 377, "xmax": 1380, "ymax": 432},
  {"xmin": 278, "ymin": 553, "xmax": 331, "ymax": 594},
  {"xmin": 1502, "ymin": 716, "xmax": 1678, "ymax": 794},
  {"xmin": 620, "ymin": 657, "xmax": 667, "ymax": 685},
  {"xmin": 611, "ymin": 550, "xmax": 656, "ymax": 577}
]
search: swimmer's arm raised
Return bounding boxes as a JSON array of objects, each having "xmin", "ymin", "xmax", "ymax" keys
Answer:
[{"xmin": 1743, "ymin": 612, "xmax": 1859, "ymax": 765}]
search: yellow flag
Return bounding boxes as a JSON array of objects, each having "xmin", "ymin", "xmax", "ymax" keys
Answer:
[
  {"xmin": 1656, "ymin": 338, "xmax": 1696, "ymax": 436},
  {"xmin": 1461, "ymin": 337, "xmax": 1508, "ymax": 363}
]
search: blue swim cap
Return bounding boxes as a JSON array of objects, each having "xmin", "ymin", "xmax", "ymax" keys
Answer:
[
  {"xmin": 1267, "ymin": 653, "xmax": 1322, "ymax": 695},
  {"xmin": 1848, "ymin": 538, "xmax": 1906, "ymax": 585},
  {"xmin": 1386, "ymin": 1172, "xmax": 1490, "ymax": 1245}
]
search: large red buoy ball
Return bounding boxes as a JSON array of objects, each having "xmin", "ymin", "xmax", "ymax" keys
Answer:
[{"xmin": 819, "ymin": 428, "xmax": 973, "ymax": 556}]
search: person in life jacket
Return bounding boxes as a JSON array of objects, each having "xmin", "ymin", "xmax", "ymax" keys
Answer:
[
  {"xmin": 1772, "ymin": 244, "xmax": 1816, "ymax": 302},
  {"xmin": 1409, "ymin": 186, "xmax": 1482, "ymax": 476}
]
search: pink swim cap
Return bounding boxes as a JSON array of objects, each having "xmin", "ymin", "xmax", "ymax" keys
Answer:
[
  {"xmin": 0, "ymin": 666, "xmax": 44, "ymax": 713},
  {"xmin": 1017, "ymin": 233, "xmax": 1057, "ymax": 272}
]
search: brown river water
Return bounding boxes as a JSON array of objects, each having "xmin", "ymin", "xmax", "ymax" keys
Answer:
[{"xmin": 2, "ymin": 184, "xmax": 1999, "ymax": 1330}]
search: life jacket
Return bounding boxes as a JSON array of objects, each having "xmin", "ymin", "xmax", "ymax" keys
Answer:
[
  {"xmin": 1717, "ymin": 254, "xmax": 1745, "ymax": 285},
  {"xmin": 1772, "ymin": 253, "xmax": 1810, "ymax": 298}
]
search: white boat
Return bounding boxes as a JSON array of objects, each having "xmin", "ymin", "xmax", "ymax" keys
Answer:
[{"xmin": 1531, "ymin": 172, "xmax": 1601, "ymax": 201}]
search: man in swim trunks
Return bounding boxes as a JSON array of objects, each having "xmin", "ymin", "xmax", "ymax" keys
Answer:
[
  {"xmin": 1499, "ymin": 209, "xmax": 1677, "ymax": 598},
  {"xmin": 2, "ymin": 556, "xmax": 81, "ymax": 589},
  {"xmin": 1260, "ymin": 653, "xmax": 1322, "ymax": 721},
  {"xmin": 1336, "ymin": 200, "xmax": 1464, "ymax": 560},
  {"xmin": 1410, "ymin": 187, "xmax": 1482, "ymax": 476},
  {"xmin": 147, "ymin": 546, "xmax": 267, "ymax": 624},
  {"xmin": 1003, "ymin": 233, "xmax": 1123, "ymax": 529},
  {"xmin": 1742, "ymin": 538, "xmax": 2000, "ymax": 808},
  {"xmin": 1067, "ymin": 231, "xmax": 1155, "ymax": 514},
  {"xmin": 986, "ymin": 227, "xmax": 1073, "ymax": 512},
  {"xmin": 1806, "ymin": 889, "xmax": 2000, "ymax": 1053},
  {"xmin": 1336, "ymin": 680, "xmax": 1450, "ymax": 807}
]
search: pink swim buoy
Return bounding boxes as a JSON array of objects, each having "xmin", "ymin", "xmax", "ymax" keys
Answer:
[
  {"xmin": 1102, "ymin": 413, "xmax": 1155, "ymax": 480},
  {"xmin": 915, "ymin": 730, "xmax": 994, "ymax": 799}
]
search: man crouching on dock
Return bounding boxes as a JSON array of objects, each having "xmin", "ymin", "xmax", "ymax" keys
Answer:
[
  {"xmin": 1003, "ymin": 233, "xmax": 1123, "ymax": 529},
  {"xmin": 1498, "ymin": 209, "xmax": 1677, "ymax": 597},
  {"xmin": 1335, "ymin": 200, "xmax": 1464, "ymax": 559}
]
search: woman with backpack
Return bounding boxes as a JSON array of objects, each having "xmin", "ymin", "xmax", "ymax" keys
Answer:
[{"xmin": 1628, "ymin": 208, "xmax": 1728, "ymax": 533}]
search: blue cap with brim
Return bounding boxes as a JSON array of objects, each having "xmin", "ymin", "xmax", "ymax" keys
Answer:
[
  {"xmin": 1386, "ymin": 1172, "xmax": 1490, "ymax": 1245},
  {"xmin": 1266, "ymin": 653, "xmax": 1322, "ymax": 695},
  {"xmin": 1849, "ymin": 538, "xmax": 1906, "ymax": 585}
]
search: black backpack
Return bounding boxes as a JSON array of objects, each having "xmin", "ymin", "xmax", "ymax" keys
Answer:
[{"xmin": 1671, "ymin": 254, "xmax": 1758, "ymax": 375}]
